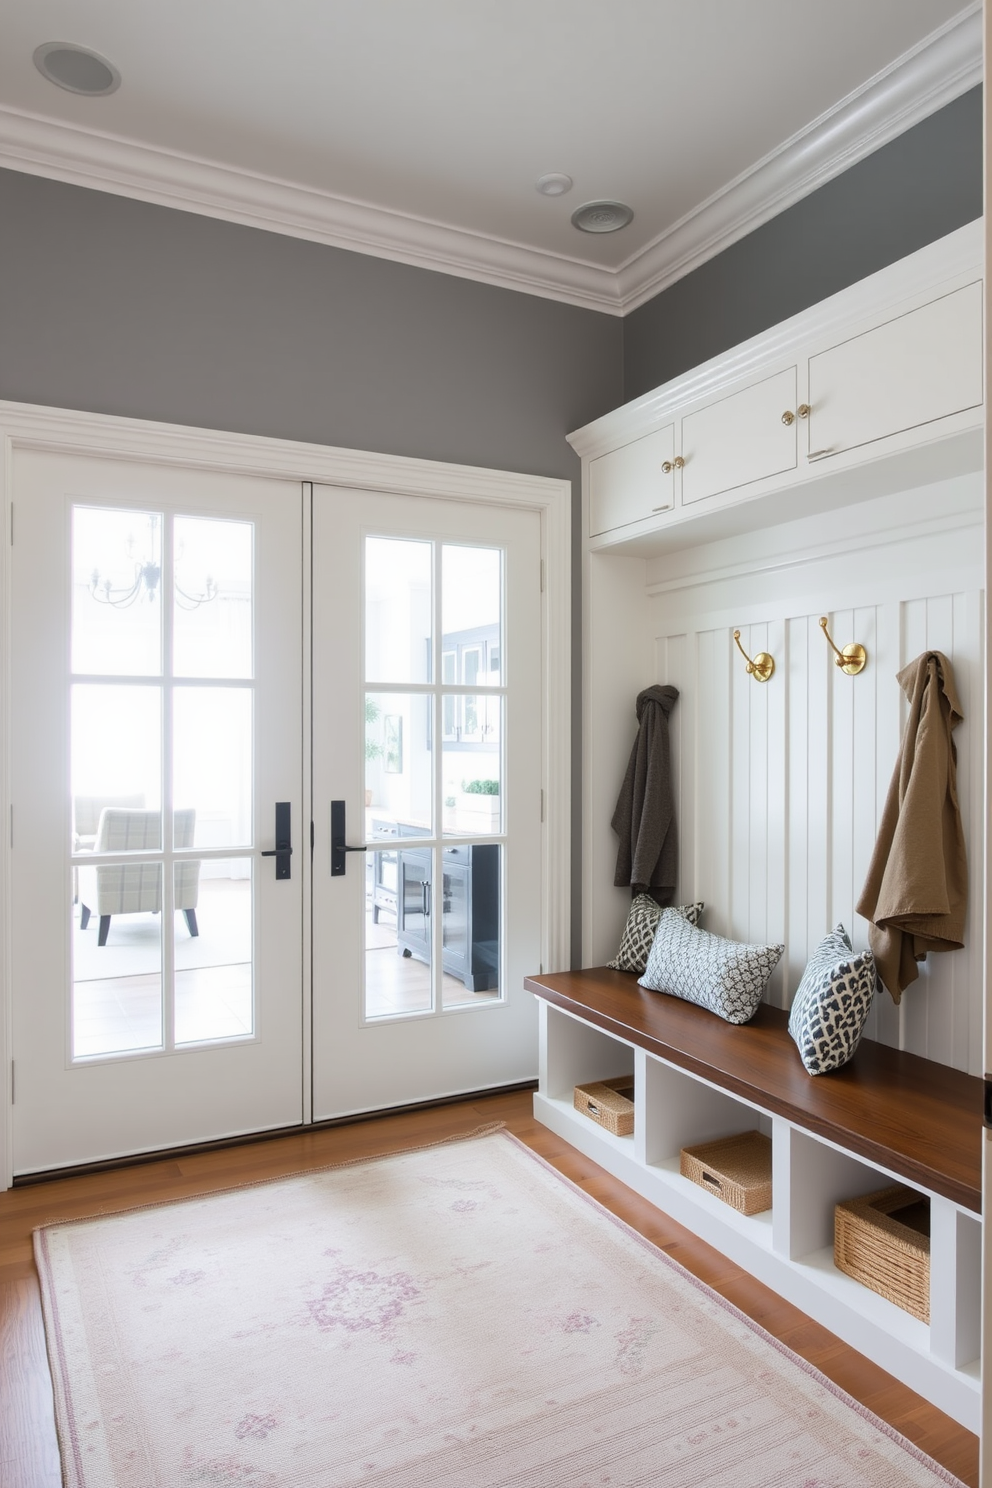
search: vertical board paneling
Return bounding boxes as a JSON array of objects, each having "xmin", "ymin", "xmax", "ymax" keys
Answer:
[
  {"xmin": 921, "ymin": 595, "xmax": 957, "ymax": 1068},
  {"xmin": 731, "ymin": 626, "xmax": 753, "ymax": 943},
  {"xmin": 806, "ymin": 607, "xmax": 831, "ymax": 988},
  {"xmin": 829, "ymin": 607, "xmax": 856, "ymax": 951},
  {"xmin": 765, "ymin": 617, "xmax": 788, "ymax": 1007},
  {"xmin": 786, "ymin": 616, "xmax": 810, "ymax": 999},
  {"xmin": 748, "ymin": 621, "xmax": 770, "ymax": 952},
  {"xmin": 648, "ymin": 576, "xmax": 981, "ymax": 1074},
  {"xmin": 658, "ymin": 634, "xmax": 688, "ymax": 902},
  {"xmin": 869, "ymin": 600, "xmax": 903, "ymax": 1050}
]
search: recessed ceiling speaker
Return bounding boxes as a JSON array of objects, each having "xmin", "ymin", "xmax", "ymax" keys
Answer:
[
  {"xmin": 571, "ymin": 200, "xmax": 634, "ymax": 233},
  {"xmin": 33, "ymin": 42, "xmax": 121, "ymax": 96},
  {"xmin": 535, "ymin": 173, "xmax": 573, "ymax": 197}
]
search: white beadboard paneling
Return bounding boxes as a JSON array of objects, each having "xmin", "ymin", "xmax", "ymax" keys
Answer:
[{"xmin": 633, "ymin": 487, "xmax": 984, "ymax": 1073}]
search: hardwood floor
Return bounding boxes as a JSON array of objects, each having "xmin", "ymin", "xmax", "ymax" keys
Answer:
[{"xmin": 0, "ymin": 1089, "xmax": 979, "ymax": 1487}]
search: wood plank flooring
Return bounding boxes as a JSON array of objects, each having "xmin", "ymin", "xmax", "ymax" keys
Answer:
[{"xmin": 0, "ymin": 1090, "xmax": 979, "ymax": 1487}]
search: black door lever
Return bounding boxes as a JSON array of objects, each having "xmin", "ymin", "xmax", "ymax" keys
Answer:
[
  {"xmin": 331, "ymin": 799, "xmax": 369, "ymax": 876},
  {"xmin": 261, "ymin": 801, "xmax": 292, "ymax": 879}
]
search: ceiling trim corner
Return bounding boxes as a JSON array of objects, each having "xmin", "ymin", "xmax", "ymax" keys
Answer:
[
  {"xmin": 0, "ymin": 5, "xmax": 981, "ymax": 319},
  {"xmin": 615, "ymin": 4, "xmax": 983, "ymax": 313}
]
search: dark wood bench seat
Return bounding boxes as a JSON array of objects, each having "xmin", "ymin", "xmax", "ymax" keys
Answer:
[{"xmin": 524, "ymin": 966, "xmax": 982, "ymax": 1214}]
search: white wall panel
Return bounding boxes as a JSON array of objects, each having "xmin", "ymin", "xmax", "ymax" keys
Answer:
[{"xmin": 628, "ymin": 478, "xmax": 985, "ymax": 1073}]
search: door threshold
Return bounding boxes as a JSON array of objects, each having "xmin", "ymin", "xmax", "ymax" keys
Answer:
[{"xmin": 11, "ymin": 1079, "xmax": 539, "ymax": 1186}]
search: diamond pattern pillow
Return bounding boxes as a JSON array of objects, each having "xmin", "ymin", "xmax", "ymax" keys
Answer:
[
  {"xmin": 608, "ymin": 895, "xmax": 704, "ymax": 974},
  {"xmin": 788, "ymin": 925, "xmax": 877, "ymax": 1075},
  {"xmin": 638, "ymin": 908, "xmax": 783, "ymax": 1024}
]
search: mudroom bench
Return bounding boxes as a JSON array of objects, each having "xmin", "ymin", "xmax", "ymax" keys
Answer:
[{"xmin": 526, "ymin": 966, "xmax": 983, "ymax": 1431}]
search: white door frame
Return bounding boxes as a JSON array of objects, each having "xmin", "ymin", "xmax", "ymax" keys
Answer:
[{"xmin": 0, "ymin": 400, "xmax": 572, "ymax": 1191}]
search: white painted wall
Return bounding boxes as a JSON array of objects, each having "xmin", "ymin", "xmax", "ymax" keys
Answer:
[{"xmin": 585, "ymin": 472, "xmax": 984, "ymax": 1073}]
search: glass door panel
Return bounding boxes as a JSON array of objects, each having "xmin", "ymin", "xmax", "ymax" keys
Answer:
[
  {"xmin": 173, "ymin": 686, "xmax": 253, "ymax": 849},
  {"xmin": 364, "ymin": 849, "xmax": 433, "ymax": 1019},
  {"xmin": 11, "ymin": 448, "xmax": 303, "ymax": 1174},
  {"xmin": 365, "ymin": 536, "xmax": 432, "ymax": 684},
  {"xmin": 173, "ymin": 516, "xmax": 253, "ymax": 678},
  {"xmin": 312, "ymin": 486, "xmax": 542, "ymax": 1121},
  {"xmin": 72, "ymin": 506, "xmax": 162, "ymax": 676},
  {"xmin": 72, "ymin": 860, "xmax": 163, "ymax": 1058},
  {"xmin": 174, "ymin": 856, "xmax": 253, "ymax": 1045}
]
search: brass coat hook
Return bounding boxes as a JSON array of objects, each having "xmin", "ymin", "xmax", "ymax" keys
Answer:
[
  {"xmin": 820, "ymin": 616, "xmax": 867, "ymax": 675},
  {"xmin": 733, "ymin": 629, "xmax": 775, "ymax": 683}
]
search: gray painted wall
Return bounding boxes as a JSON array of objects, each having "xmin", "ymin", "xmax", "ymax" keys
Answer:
[
  {"xmin": 0, "ymin": 84, "xmax": 981, "ymax": 968},
  {"xmin": 0, "ymin": 167, "xmax": 623, "ymax": 968},
  {"xmin": 0, "ymin": 168, "xmax": 621, "ymax": 478},
  {"xmin": 623, "ymin": 86, "xmax": 983, "ymax": 401}
]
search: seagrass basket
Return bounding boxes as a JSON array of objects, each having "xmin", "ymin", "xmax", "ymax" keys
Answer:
[
  {"xmin": 834, "ymin": 1185, "xmax": 930, "ymax": 1323},
  {"xmin": 680, "ymin": 1130, "xmax": 772, "ymax": 1215},
  {"xmin": 573, "ymin": 1076, "xmax": 635, "ymax": 1136}
]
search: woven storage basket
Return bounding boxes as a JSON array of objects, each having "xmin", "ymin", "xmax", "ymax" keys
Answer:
[
  {"xmin": 573, "ymin": 1076, "xmax": 635, "ymax": 1137},
  {"xmin": 834, "ymin": 1185, "xmax": 930, "ymax": 1323},
  {"xmin": 680, "ymin": 1130, "xmax": 772, "ymax": 1215}
]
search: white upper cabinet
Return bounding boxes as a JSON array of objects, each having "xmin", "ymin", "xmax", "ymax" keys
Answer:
[
  {"xmin": 569, "ymin": 223, "xmax": 984, "ymax": 554},
  {"xmin": 805, "ymin": 280, "xmax": 983, "ymax": 461},
  {"xmin": 681, "ymin": 367, "xmax": 797, "ymax": 507},
  {"xmin": 589, "ymin": 422, "xmax": 676, "ymax": 537}
]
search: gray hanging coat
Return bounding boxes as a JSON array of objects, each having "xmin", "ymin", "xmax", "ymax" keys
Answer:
[{"xmin": 611, "ymin": 684, "xmax": 679, "ymax": 900}]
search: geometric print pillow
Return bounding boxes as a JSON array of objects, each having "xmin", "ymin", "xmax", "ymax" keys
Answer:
[
  {"xmin": 608, "ymin": 895, "xmax": 704, "ymax": 974},
  {"xmin": 638, "ymin": 908, "xmax": 784, "ymax": 1025},
  {"xmin": 788, "ymin": 924, "xmax": 877, "ymax": 1075}
]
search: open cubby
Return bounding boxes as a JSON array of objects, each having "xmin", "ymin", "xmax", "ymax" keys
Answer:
[{"xmin": 529, "ymin": 967, "xmax": 983, "ymax": 1433}]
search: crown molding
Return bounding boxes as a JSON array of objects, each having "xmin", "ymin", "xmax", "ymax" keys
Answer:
[
  {"xmin": 0, "ymin": 108, "xmax": 623, "ymax": 314},
  {"xmin": 0, "ymin": 6, "xmax": 980, "ymax": 319},
  {"xmin": 614, "ymin": 4, "xmax": 983, "ymax": 313}
]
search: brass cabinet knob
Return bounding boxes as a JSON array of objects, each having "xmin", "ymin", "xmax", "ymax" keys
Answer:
[
  {"xmin": 797, "ymin": 403, "xmax": 811, "ymax": 418},
  {"xmin": 661, "ymin": 456, "xmax": 685, "ymax": 474},
  {"xmin": 781, "ymin": 410, "xmax": 795, "ymax": 426}
]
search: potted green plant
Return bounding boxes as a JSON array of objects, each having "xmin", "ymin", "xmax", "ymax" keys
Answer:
[{"xmin": 455, "ymin": 778, "xmax": 500, "ymax": 832}]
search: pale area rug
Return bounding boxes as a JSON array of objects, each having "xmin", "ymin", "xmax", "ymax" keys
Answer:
[{"xmin": 35, "ymin": 1128, "xmax": 963, "ymax": 1488}]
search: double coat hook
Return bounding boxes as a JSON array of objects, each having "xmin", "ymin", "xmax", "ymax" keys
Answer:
[
  {"xmin": 820, "ymin": 617, "xmax": 868, "ymax": 675},
  {"xmin": 733, "ymin": 630, "xmax": 775, "ymax": 683}
]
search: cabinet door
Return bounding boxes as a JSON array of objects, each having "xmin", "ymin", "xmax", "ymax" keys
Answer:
[
  {"xmin": 397, "ymin": 850, "xmax": 431, "ymax": 961},
  {"xmin": 807, "ymin": 281, "xmax": 983, "ymax": 459},
  {"xmin": 588, "ymin": 423, "xmax": 676, "ymax": 537},
  {"xmin": 680, "ymin": 367, "xmax": 797, "ymax": 507}
]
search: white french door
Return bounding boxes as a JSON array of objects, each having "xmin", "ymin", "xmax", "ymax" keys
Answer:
[
  {"xmin": 310, "ymin": 485, "xmax": 544, "ymax": 1117},
  {"xmin": 10, "ymin": 450, "xmax": 304, "ymax": 1173}
]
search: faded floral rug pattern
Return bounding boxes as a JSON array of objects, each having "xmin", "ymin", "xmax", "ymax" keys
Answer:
[{"xmin": 36, "ymin": 1129, "xmax": 962, "ymax": 1487}]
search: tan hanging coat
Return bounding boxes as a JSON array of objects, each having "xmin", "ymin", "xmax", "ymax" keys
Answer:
[{"xmin": 856, "ymin": 651, "xmax": 967, "ymax": 1004}]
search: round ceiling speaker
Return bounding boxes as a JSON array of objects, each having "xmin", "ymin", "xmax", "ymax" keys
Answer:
[
  {"xmin": 571, "ymin": 200, "xmax": 634, "ymax": 234},
  {"xmin": 535, "ymin": 173, "xmax": 573, "ymax": 197},
  {"xmin": 33, "ymin": 42, "xmax": 121, "ymax": 96}
]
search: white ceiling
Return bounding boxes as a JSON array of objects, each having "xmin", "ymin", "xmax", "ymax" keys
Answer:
[{"xmin": 0, "ymin": 0, "xmax": 981, "ymax": 313}]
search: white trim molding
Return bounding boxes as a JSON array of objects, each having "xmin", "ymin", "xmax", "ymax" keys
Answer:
[
  {"xmin": 0, "ymin": 402, "xmax": 572, "ymax": 1186},
  {"xmin": 614, "ymin": 4, "xmax": 983, "ymax": 313},
  {"xmin": 0, "ymin": 6, "xmax": 981, "ymax": 318}
]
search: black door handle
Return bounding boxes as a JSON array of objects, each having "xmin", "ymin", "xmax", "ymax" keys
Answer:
[
  {"xmin": 331, "ymin": 799, "xmax": 369, "ymax": 876},
  {"xmin": 261, "ymin": 801, "xmax": 292, "ymax": 879}
]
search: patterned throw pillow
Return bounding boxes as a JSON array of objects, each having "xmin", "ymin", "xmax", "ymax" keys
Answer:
[
  {"xmin": 788, "ymin": 925, "xmax": 877, "ymax": 1075},
  {"xmin": 638, "ymin": 908, "xmax": 783, "ymax": 1024},
  {"xmin": 608, "ymin": 896, "xmax": 704, "ymax": 974}
]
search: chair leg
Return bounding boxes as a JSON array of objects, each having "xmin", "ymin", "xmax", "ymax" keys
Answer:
[
  {"xmin": 98, "ymin": 916, "xmax": 111, "ymax": 947},
  {"xmin": 183, "ymin": 908, "xmax": 199, "ymax": 938},
  {"xmin": 80, "ymin": 904, "xmax": 91, "ymax": 930}
]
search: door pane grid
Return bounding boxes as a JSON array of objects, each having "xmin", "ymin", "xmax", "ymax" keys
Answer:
[
  {"xmin": 362, "ymin": 535, "xmax": 503, "ymax": 1023},
  {"xmin": 70, "ymin": 506, "xmax": 257, "ymax": 1062}
]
